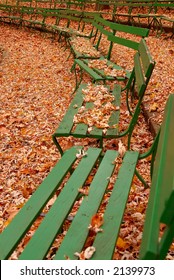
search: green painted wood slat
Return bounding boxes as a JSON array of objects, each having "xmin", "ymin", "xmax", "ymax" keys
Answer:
[
  {"xmin": 0, "ymin": 147, "xmax": 80, "ymax": 260},
  {"xmin": 138, "ymin": 39, "xmax": 154, "ymax": 77},
  {"xmin": 74, "ymin": 59, "xmax": 103, "ymax": 80},
  {"xmin": 94, "ymin": 15, "xmax": 149, "ymax": 37},
  {"xmin": 54, "ymin": 84, "xmax": 87, "ymax": 136},
  {"xmin": 19, "ymin": 147, "xmax": 102, "ymax": 259},
  {"xmin": 54, "ymin": 149, "xmax": 119, "ymax": 260},
  {"xmin": 139, "ymin": 94, "xmax": 174, "ymax": 260},
  {"xmin": 92, "ymin": 151, "xmax": 139, "ymax": 259},
  {"xmin": 134, "ymin": 52, "xmax": 146, "ymax": 94},
  {"xmin": 107, "ymin": 34, "xmax": 139, "ymax": 51},
  {"xmin": 78, "ymin": 57, "xmax": 131, "ymax": 81},
  {"xmin": 106, "ymin": 84, "xmax": 121, "ymax": 137}
]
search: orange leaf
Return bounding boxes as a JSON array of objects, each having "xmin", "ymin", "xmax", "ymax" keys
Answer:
[
  {"xmin": 116, "ymin": 237, "xmax": 128, "ymax": 250},
  {"xmin": 90, "ymin": 213, "xmax": 104, "ymax": 228}
]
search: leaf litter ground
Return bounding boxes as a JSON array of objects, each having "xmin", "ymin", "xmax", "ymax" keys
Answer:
[{"xmin": 0, "ymin": 22, "xmax": 174, "ymax": 259}]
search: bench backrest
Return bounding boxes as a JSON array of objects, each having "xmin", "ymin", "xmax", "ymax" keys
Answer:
[
  {"xmin": 17, "ymin": 0, "xmax": 32, "ymax": 7},
  {"xmin": 140, "ymin": 94, "xmax": 174, "ymax": 259},
  {"xmin": 45, "ymin": 0, "xmax": 174, "ymax": 14},
  {"xmin": 123, "ymin": 39, "xmax": 155, "ymax": 148},
  {"xmin": 53, "ymin": 8, "xmax": 82, "ymax": 27},
  {"xmin": 92, "ymin": 15, "xmax": 149, "ymax": 60},
  {"xmin": 134, "ymin": 38, "xmax": 154, "ymax": 97},
  {"xmin": 93, "ymin": 15, "xmax": 149, "ymax": 59}
]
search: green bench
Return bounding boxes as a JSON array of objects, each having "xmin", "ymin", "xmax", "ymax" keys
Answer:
[
  {"xmin": 52, "ymin": 38, "xmax": 155, "ymax": 155},
  {"xmin": 0, "ymin": 0, "xmax": 34, "ymax": 23},
  {"xmin": 0, "ymin": 3, "xmax": 22, "ymax": 24},
  {"xmin": 111, "ymin": 0, "xmax": 174, "ymax": 35},
  {"xmin": 69, "ymin": 15, "xmax": 149, "ymax": 60},
  {"xmin": 52, "ymin": 0, "xmax": 110, "ymax": 11},
  {"xmin": 46, "ymin": 8, "xmax": 95, "ymax": 41},
  {"xmin": 0, "ymin": 94, "xmax": 174, "ymax": 260},
  {"xmin": 35, "ymin": 0, "xmax": 53, "ymax": 9},
  {"xmin": 69, "ymin": 0, "xmax": 173, "ymax": 35},
  {"xmin": 20, "ymin": 6, "xmax": 46, "ymax": 28},
  {"xmin": 0, "ymin": 3, "xmax": 41, "ymax": 27},
  {"xmin": 0, "ymin": 4, "xmax": 96, "ymax": 39},
  {"xmin": 70, "ymin": 15, "xmax": 149, "ymax": 89},
  {"xmin": 140, "ymin": 93, "xmax": 174, "ymax": 259}
]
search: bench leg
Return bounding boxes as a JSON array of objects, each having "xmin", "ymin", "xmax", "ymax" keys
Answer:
[
  {"xmin": 71, "ymin": 64, "xmax": 83, "ymax": 95},
  {"xmin": 135, "ymin": 169, "xmax": 149, "ymax": 188},
  {"xmin": 70, "ymin": 60, "xmax": 76, "ymax": 73},
  {"xmin": 134, "ymin": 131, "xmax": 160, "ymax": 188},
  {"xmin": 66, "ymin": 49, "xmax": 72, "ymax": 61},
  {"xmin": 99, "ymin": 138, "xmax": 103, "ymax": 149},
  {"xmin": 52, "ymin": 134, "xmax": 64, "ymax": 156}
]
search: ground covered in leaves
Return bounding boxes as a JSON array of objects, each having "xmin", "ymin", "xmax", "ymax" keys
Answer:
[{"xmin": 0, "ymin": 21, "xmax": 174, "ymax": 259}]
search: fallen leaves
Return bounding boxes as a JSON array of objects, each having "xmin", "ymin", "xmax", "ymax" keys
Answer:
[
  {"xmin": 116, "ymin": 237, "xmax": 129, "ymax": 250},
  {"xmin": 0, "ymin": 23, "xmax": 74, "ymax": 233},
  {"xmin": 76, "ymin": 148, "xmax": 88, "ymax": 158},
  {"xmin": 70, "ymin": 36, "xmax": 100, "ymax": 57},
  {"xmin": 88, "ymin": 58, "xmax": 126, "ymax": 77},
  {"xmin": 0, "ymin": 9, "xmax": 174, "ymax": 260},
  {"xmin": 149, "ymin": 102, "xmax": 159, "ymax": 112},
  {"xmin": 74, "ymin": 246, "xmax": 96, "ymax": 260},
  {"xmin": 118, "ymin": 140, "xmax": 126, "ymax": 158},
  {"xmin": 88, "ymin": 213, "xmax": 104, "ymax": 233},
  {"xmin": 73, "ymin": 83, "xmax": 119, "ymax": 130}
]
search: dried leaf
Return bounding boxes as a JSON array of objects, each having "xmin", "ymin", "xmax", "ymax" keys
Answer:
[
  {"xmin": 88, "ymin": 213, "xmax": 104, "ymax": 233},
  {"xmin": 116, "ymin": 237, "xmax": 128, "ymax": 250},
  {"xmin": 118, "ymin": 140, "xmax": 126, "ymax": 158},
  {"xmin": 84, "ymin": 246, "xmax": 96, "ymax": 259},
  {"xmin": 74, "ymin": 246, "xmax": 96, "ymax": 260},
  {"xmin": 149, "ymin": 103, "xmax": 159, "ymax": 112}
]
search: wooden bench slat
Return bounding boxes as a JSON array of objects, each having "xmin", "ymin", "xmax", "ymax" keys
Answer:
[
  {"xmin": 86, "ymin": 57, "xmax": 130, "ymax": 81},
  {"xmin": 107, "ymin": 34, "xmax": 139, "ymax": 51},
  {"xmin": 54, "ymin": 84, "xmax": 86, "ymax": 136},
  {"xmin": 73, "ymin": 91, "xmax": 105, "ymax": 139},
  {"xmin": 0, "ymin": 146, "xmax": 79, "ymax": 260},
  {"xmin": 54, "ymin": 149, "xmax": 119, "ymax": 260},
  {"xmin": 92, "ymin": 21, "xmax": 113, "ymax": 37},
  {"xmin": 156, "ymin": 98, "xmax": 174, "ymax": 224},
  {"xmin": 134, "ymin": 52, "xmax": 146, "ymax": 95},
  {"xmin": 140, "ymin": 94, "xmax": 174, "ymax": 260},
  {"xmin": 92, "ymin": 151, "xmax": 139, "ymax": 260},
  {"xmin": 106, "ymin": 84, "xmax": 121, "ymax": 137},
  {"xmin": 75, "ymin": 59, "xmax": 104, "ymax": 80},
  {"xmin": 138, "ymin": 39, "xmax": 154, "ymax": 78},
  {"xmin": 92, "ymin": 14, "xmax": 149, "ymax": 37},
  {"xmin": 19, "ymin": 147, "xmax": 102, "ymax": 260},
  {"xmin": 73, "ymin": 123, "xmax": 89, "ymax": 136}
]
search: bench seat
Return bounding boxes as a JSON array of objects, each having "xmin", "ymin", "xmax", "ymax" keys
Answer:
[
  {"xmin": 53, "ymin": 39, "xmax": 155, "ymax": 155},
  {"xmin": 1, "ymin": 94, "xmax": 174, "ymax": 260},
  {"xmin": 0, "ymin": 147, "xmax": 139, "ymax": 260},
  {"xmin": 52, "ymin": 83, "xmax": 121, "ymax": 155},
  {"xmin": 71, "ymin": 15, "xmax": 149, "ymax": 89},
  {"xmin": 74, "ymin": 56, "xmax": 131, "ymax": 83}
]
